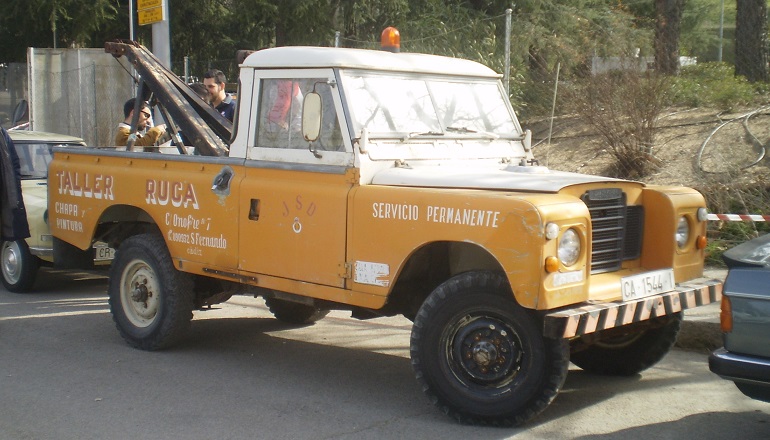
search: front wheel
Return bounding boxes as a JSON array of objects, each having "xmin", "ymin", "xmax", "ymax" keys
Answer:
[
  {"xmin": 1, "ymin": 240, "xmax": 39, "ymax": 293},
  {"xmin": 570, "ymin": 314, "xmax": 682, "ymax": 375},
  {"xmin": 410, "ymin": 271, "xmax": 569, "ymax": 427},
  {"xmin": 108, "ymin": 233, "xmax": 194, "ymax": 350}
]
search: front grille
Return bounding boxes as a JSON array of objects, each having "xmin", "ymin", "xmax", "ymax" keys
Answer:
[{"xmin": 582, "ymin": 189, "xmax": 644, "ymax": 274}]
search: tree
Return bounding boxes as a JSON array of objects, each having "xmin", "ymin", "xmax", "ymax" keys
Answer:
[
  {"xmin": 654, "ymin": 0, "xmax": 686, "ymax": 75},
  {"xmin": 735, "ymin": 0, "xmax": 768, "ymax": 82},
  {"xmin": 0, "ymin": 0, "xmax": 122, "ymax": 62}
]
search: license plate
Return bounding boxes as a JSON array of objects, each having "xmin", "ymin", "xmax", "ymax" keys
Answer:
[
  {"xmin": 94, "ymin": 244, "xmax": 116, "ymax": 261},
  {"xmin": 621, "ymin": 269, "xmax": 675, "ymax": 302}
]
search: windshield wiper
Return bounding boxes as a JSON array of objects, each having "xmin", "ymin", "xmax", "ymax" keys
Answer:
[
  {"xmin": 446, "ymin": 126, "xmax": 476, "ymax": 133},
  {"xmin": 404, "ymin": 131, "xmax": 444, "ymax": 140},
  {"xmin": 446, "ymin": 126, "xmax": 499, "ymax": 140}
]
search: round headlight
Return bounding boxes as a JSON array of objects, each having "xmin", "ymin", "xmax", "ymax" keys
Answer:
[
  {"xmin": 558, "ymin": 228, "xmax": 581, "ymax": 267},
  {"xmin": 675, "ymin": 216, "xmax": 689, "ymax": 248}
]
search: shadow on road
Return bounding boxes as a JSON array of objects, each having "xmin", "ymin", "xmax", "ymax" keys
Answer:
[{"xmin": 574, "ymin": 411, "xmax": 770, "ymax": 438}]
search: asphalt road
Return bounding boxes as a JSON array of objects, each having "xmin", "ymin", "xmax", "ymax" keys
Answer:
[{"xmin": 1, "ymin": 268, "xmax": 769, "ymax": 440}]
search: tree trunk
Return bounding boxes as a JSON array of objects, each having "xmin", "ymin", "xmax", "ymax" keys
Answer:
[
  {"xmin": 735, "ymin": 0, "xmax": 769, "ymax": 82},
  {"xmin": 654, "ymin": 0, "xmax": 686, "ymax": 75}
]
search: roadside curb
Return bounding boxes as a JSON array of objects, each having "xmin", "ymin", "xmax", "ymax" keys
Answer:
[
  {"xmin": 676, "ymin": 316, "xmax": 722, "ymax": 353},
  {"xmin": 675, "ymin": 267, "xmax": 725, "ymax": 353}
]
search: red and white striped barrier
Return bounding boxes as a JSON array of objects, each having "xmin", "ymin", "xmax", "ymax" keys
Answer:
[{"xmin": 707, "ymin": 213, "xmax": 770, "ymax": 222}]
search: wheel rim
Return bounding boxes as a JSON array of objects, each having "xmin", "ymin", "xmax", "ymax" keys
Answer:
[
  {"xmin": 120, "ymin": 258, "xmax": 161, "ymax": 328},
  {"xmin": 2, "ymin": 241, "xmax": 23, "ymax": 284},
  {"xmin": 445, "ymin": 315, "xmax": 523, "ymax": 388}
]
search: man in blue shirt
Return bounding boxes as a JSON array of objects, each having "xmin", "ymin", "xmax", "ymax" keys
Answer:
[{"xmin": 203, "ymin": 69, "xmax": 236, "ymax": 122}]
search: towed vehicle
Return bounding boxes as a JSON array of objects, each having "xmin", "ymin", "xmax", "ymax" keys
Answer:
[{"xmin": 2, "ymin": 130, "xmax": 114, "ymax": 292}]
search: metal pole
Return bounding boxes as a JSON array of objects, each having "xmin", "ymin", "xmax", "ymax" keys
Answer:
[
  {"xmin": 92, "ymin": 61, "xmax": 98, "ymax": 144},
  {"xmin": 28, "ymin": 48, "xmax": 35, "ymax": 130},
  {"xmin": 77, "ymin": 50, "xmax": 84, "ymax": 137},
  {"xmin": 504, "ymin": 8, "xmax": 512, "ymax": 97},
  {"xmin": 184, "ymin": 56, "xmax": 189, "ymax": 83},
  {"xmin": 718, "ymin": 0, "xmax": 724, "ymax": 62},
  {"xmin": 547, "ymin": 63, "xmax": 560, "ymax": 147},
  {"xmin": 129, "ymin": 0, "xmax": 136, "ymax": 40},
  {"xmin": 152, "ymin": 0, "xmax": 172, "ymax": 68},
  {"xmin": 335, "ymin": 31, "xmax": 341, "ymax": 48}
]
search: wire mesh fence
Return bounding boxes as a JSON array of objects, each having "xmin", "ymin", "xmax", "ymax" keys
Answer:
[
  {"xmin": 0, "ymin": 63, "xmax": 29, "ymax": 129},
  {"xmin": 26, "ymin": 48, "xmax": 134, "ymax": 146}
]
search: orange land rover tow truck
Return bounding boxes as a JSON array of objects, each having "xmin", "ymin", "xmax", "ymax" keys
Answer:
[{"xmin": 47, "ymin": 36, "xmax": 722, "ymax": 426}]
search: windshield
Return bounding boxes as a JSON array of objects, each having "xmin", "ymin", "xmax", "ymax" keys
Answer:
[
  {"xmin": 13, "ymin": 143, "xmax": 56, "ymax": 179},
  {"xmin": 343, "ymin": 73, "xmax": 519, "ymax": 138}
]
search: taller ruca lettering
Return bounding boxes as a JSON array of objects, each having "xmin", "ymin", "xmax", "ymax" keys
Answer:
[
  {"xmin": 55, "ymin": 171, "xmax": 114, "ymax": 200},
  {"xmin": 146, "ymin": 180, "xmax": 200, "ymax": 209}
]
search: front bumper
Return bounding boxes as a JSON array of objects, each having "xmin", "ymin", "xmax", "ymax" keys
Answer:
[
  {"xmin": 544, "ymin": 277, "xmax": 722, "ymax": 338},
  {"xmin": 709, "ymin": 347, "xmax": 770, "ymax": 402}
]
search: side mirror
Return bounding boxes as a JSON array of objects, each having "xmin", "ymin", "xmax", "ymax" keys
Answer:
[
  {"xmin": 12, "ymin": 100, "xmax": 28, "ymax": 126},
  {"xmin": 302, "ymin": 92, "xmax": 322, "ymax": 142},
  {"xmin": 522, "ymin": 129, "xmax": 532, "ymax": 151}
]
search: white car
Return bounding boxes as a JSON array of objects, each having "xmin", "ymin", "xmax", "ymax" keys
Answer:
[{"xmin": 2, "ymin": 130, "xmax": 113, "ymax": 292}]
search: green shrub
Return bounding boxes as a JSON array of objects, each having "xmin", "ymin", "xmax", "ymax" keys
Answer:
[{"xmin": 669, "ymin": 62, "xmax": 757, "ymax": 110}]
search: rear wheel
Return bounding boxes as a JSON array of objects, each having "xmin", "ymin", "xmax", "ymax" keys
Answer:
[
  {"xmin": 410, "ymin": 271, "xmax": 569, "ymax": 426},
  {"xmin": 108, "ymin": 234, "xmax": 194, "ymax": 350},
  {"xmin": 265, "ymin": 297, "xmax": 329, "ymax": 324},
  {"xmin": 1, "ymin": 240, "xmax": 39, "ymax": 293},
  {"xmin": 570, "ymin": 314, "xmax": 682, "ymax": 375}
]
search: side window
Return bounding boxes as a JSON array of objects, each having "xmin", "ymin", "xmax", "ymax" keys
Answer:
[{"xmin": 256, "ymin": 78, "xmax": 343, "ymax": 152}]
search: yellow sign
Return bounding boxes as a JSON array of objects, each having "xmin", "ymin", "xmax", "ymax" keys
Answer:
[
  {"xmin": 137, "ymin": 0, "xmax": 162, "ymax": 10},
  {"xmin": 138, "ymin": 6, "xmax": 163, "ymax": 26}
]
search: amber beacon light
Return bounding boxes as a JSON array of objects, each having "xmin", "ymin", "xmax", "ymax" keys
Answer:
[{"xmin": 381, "ymin": 27, "xmax": 400, "ymax": 52}]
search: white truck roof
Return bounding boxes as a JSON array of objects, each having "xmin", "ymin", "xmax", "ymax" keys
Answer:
[{"xmin": 241, "ymin": 46, "xmax": 501, "ymax": 78}]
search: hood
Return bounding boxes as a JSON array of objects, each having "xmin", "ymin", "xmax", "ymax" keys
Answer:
[{"xmin": 371, "ymin": 164, "xmax": 631, "ymax": 193}]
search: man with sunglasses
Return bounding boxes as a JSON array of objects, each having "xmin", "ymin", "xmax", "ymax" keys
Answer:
[{"xmin": 114, "ymin": 98, "xmax": 168, "ymax": 151}]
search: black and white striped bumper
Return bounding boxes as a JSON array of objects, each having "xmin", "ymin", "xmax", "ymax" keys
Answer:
[{"xmin": 544, "ymin": 278, "xmax": 723, "ymax": 339}]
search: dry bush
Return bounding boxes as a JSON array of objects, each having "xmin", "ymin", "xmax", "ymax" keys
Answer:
[
  {"xmin": 565, "ymin": 68, "xmax": 671, "ymax": 179},
  {"xmin": 696, "ymin": 173, "xmax": 770, "ymax": 265}
]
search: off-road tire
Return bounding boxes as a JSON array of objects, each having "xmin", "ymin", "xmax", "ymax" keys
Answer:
[
  {"xmin": 410, "ymin": 271, "xmax": 569, "ymax": 427},
  {"xmin": 570, "ymin": 314, "xmax": 682, "ymax": 376},
  {"xmin": 108, "ymin": 233, "xmax": 194, "ymax": 350},
  {"xmin": 1, "ymin": 240, "xmax": 39, "ymax": 293},
  {"xmin": 265, "ymin": 297, "xmax": 329, "ymax": 324}
]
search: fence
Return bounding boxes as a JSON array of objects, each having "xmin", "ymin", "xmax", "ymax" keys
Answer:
[
  {"xmin": 26, "ymin": 48, "xmax": 134, "ymax": 147},
  {"xmin": 0, "ymin": 63, "xmax": 28, "ymax": 129}
]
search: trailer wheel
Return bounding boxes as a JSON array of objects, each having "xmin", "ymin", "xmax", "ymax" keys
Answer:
[
  {"xmin": 1, "ymin": 240, "xmax": 39, "ymax": 293},
  {"xmin": 410, "ymin": 271, "xmax": 569, "ymax": 427},
  {"xmin": 109, "ymin": 233, "xmax": 193, "ymax": 351},
  {"xmin": 265, "ymin": 297, "xmax": 329, "ymax": 324},
  {"xmin": 570, "ymin": 314, "xmax": 682, "ymax": 376}
]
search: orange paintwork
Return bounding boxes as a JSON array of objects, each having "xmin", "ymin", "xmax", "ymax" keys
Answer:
[
  {"xmin": 50, "ymin": 152, "xmax": 241, "ymax": 272},
  {"xmin": 49, "ymin": 150, "xmax": 710, "ymax": 313}
]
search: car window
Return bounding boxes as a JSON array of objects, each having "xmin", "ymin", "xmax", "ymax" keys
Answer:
[
  {"xmin": 256, "ymin": 78, "xmax": 343, "ymax": 151},
  {"xmin": 14, "ymin": 143, "xmax": 58, "ymax": 179}
]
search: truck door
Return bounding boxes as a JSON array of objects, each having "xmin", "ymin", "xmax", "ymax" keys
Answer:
[{"xmin": 238, "ymin": 70, "xmax": 354, "ymax": 288}]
